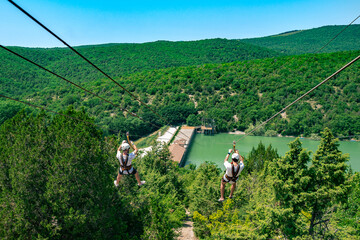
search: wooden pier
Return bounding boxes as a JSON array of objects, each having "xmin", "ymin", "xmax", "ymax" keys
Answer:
[{"xmin": 198, "ymin": 118, "xmax": 216, "ymax": 135}]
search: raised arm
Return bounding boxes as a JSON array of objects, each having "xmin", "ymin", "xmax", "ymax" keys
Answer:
[
  {"xmin": 225, "ymin": 149, "xmax": 233, "ymax": 162},
  {"xmin": 239, "ymin": 154, "xmax": 244, "ymax": 164},
  {"xmin": 132, "ymin": 142, "xmax": 138, "ymax": 155},
  {"xmin": 126, "ymin": 132, "xmax": 138, "ymax": 155},
  {"xmin": 233, "ymin": 141, "xmax": 243, "ymax": 162}
]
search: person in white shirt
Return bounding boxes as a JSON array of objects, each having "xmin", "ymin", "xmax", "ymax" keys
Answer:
[
  {"xmin": 114, "ymin": 138, "xmax": 145, "ymax": 187},
  {"xmin": 218, "ymin": 148, "xmax": 244, "ymax": 202}
]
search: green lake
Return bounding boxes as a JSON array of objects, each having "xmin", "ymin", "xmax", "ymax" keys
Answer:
[{"xmin": 185, "ymin": 133, "xmax": 360, "ymax": 172}]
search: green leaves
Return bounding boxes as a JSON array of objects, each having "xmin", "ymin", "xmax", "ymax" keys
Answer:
[
  {"xmin": 1, "ymin": 108, "xmax": 358, "ymax": 239},
  {"xmin": 2, "ymin": 45, "xmax": 360, "ymax": 139},
  {"xmin": 159, "ymin": 102, "xmax": 196, "ymax": 125},
  {"xmin": 246, "ymin": 141, "xmax": 279, "ymax": 174},
  {"xmin": 0, "ymin": 110, "xmax": 126, "ymax": 239},
  {"xmin": 270, "ymin": 129, "xmax": 352, "ymax": 238},
  {"xmin": 242, "ymin": 25, "xmax": 360, "ymax": 55}
]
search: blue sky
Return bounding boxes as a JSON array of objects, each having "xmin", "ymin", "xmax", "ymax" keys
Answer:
[{"xmin": 1, "ymin": 0, "xmax": 359, "ymax": 47}]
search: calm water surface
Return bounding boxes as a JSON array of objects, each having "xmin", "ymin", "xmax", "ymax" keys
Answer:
[{"xmin": 185, "ymin": 133, "xmax": 360, "ymax": 172}]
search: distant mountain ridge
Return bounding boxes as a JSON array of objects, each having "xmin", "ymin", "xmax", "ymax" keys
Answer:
[
  {"xmin": 0, "ymin": 38, "xmax": 280, "ymax": 82},
  {"xmin": 1, "ymin": 24, "xmax": 359, "ymax": 138},
  {"xmin": 240, "ymin": 24, "xmax": 360, "ymax": 55},
  {"xmin": 1, "ymin": 25, "xmax": 358, "ymax": 81}
]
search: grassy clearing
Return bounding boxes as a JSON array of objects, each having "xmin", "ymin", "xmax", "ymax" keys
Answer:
[{"xmin": 135, "ymin": 126, "xmax": 169, "ymax": 149}]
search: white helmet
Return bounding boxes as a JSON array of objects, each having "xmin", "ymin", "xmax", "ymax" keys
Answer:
[
  {"xmin": 121, "ymin": 143, "xmax": 130, "ymax": 151},
  {"xmin": 232, "ymin": 153, "xmax": 240, "ymax": 161}
]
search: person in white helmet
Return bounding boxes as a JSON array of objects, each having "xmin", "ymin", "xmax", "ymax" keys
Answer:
[
  {"xmin": 218, "ymin": 148, "xmax": 244, "ymax": 202},
  {"xmin": 114, "ymin": 136, "xmax": 145, "ymax": 187}
]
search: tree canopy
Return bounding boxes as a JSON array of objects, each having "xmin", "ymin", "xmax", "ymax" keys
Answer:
[{"xmin": 0, "ymin": 109, "xmax": 358, "ymax": 239}]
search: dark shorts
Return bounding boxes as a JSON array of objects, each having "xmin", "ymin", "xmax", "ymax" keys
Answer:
[
  {"xmin": 119, "ymin": 167, "xmax": 137, "ymax": 175},
  {"xmin": 221, "ymin": 176, "xmax": 237, "ymax": 184},
  {"xmin": 221, "ymin": 178, "xmax": 229, "ymax": 183}
]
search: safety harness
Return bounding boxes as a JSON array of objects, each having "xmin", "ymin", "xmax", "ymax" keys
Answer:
[
  {"xmin": 120, "ymin": 153, "xmax": 132, "ymax": 171},
  {"xmin": 225, "ymin": 163, "xmax": 240, "ymax": 182}
]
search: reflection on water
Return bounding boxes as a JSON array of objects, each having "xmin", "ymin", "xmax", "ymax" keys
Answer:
[{"xmin": 185, "ymin": 133, "xmax": 360, "ymax": 172}]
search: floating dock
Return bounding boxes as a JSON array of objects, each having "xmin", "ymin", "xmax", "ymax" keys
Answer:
[{"xmin": 199, "ymin": 126, "xmax": 215, "ymax": 135}]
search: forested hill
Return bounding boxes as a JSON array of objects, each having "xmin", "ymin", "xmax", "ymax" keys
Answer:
[
  {"xmin": 1, "ymin": 38, "xmax": 280, "ymax": 80},
  {"xmin": 2, "ymin": 50, "xmax": 359, "ymax": 139},
  {"xmin": 240, "ymin": 24, "xmax": 360, "ymax": 55},
  {"xmin": 1, "ymin": 24, "xmax": 360, "ymax": 239},
  {"xmin": 1, "ymin": 109, "xmax": 359, "ymax": 239}
]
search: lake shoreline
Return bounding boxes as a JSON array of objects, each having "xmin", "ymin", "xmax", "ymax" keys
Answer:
[
  {"xmin": 226, "ymin": 131, "xmax": 359, "ymax": 142},
  {"xmin": 185, "ymin": 134, "xmax": 360, "ymax": 172},
  {"xmin": 227, "ymin": 130, "xmax": 302, "ymax": 139}
]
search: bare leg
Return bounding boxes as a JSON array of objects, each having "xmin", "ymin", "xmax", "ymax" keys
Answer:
[
  {"xmin": 229, "ymin": 182, "xmax": 236, "ymax": 198},
  {"xmin": 135, "ymin": 172, "xmax": 141, "ymax": 184},
  {"xmin": 219, "ymin": 181, "xmax": 226, "ymax": 201},
  {"xmin": 116, "ymin": 173, "xmax": 122, "ymax": 185},
  {"xmin": 135, "ymin": 172, "xmax": 145, "ymax": 186}
]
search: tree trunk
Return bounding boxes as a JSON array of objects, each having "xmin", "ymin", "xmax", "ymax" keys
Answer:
[{"xmin": 309, "ymin": 202, "xmax": 317, "ymax": 237}]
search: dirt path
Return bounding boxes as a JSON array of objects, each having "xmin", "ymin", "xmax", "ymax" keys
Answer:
[{"xmin": 177, "ymin": 209, "xmax": 197, "ymax": 240}]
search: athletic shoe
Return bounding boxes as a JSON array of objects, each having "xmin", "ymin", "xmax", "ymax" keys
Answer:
[
  {"xmin": 138, "ymin": 181, "xmax": 146, "ymax": 186},
  {"xmin": 114, "ymin": 180, "xmax": 119, "ymax": 187}
]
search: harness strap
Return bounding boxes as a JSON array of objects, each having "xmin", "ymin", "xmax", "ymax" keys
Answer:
[
  {"xmin": 121, "ymin": 165, "xmax": 132, "ymax": 171},
  {"xmin": 225, "ymin": 163, "xmax": 240, "ymax": 182},
  {"xmin": 120, "ymin": 153, "xmax": 132, "ymax": 170}
]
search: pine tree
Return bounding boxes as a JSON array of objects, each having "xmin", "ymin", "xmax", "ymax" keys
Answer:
[
  {"xmin": 307, "ymin": 128, "xmax": 350, "ymax": 237},
  {"xmin": 0, "ymin": 109, "xmax": 127, "ymax": 239},
  {"xmin": 271, "ymin": 138, "xmax": 311, "ymax": 237},
  {"xmin": 0, "ymin": 111, "xmax": 51, "ymax": 238},
  {"xmin": 246, "ymin": 141, "xmax": 279, "ymax": 174}
]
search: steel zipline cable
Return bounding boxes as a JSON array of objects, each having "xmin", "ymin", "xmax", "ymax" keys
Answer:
[
  {"xmin": 234, "ymin": 53, "xmax": 360, "ymax": 143},
  {"xmin": 0, "ymin": 44, "xmax": 159, "ymax": 130},
  {"xmin": 0, "ymin": 44, "xmax": 194, "ymax": 142},
  {"xmin": 0, "ymin": 94, "xmax": 95, "ymax": 126},
  {"xmin": 8, "ymin": 0, "xmax": 359, "ymax": 144},
  {"xmin": 231, "ymin": 14, "xmax": 360, "ymax": 145},
  {"xmin": 7, "ymin": 0, "xmax": 169, "ymax": 125},
  {"xmin": 228, "ymin": 14, "xmax": 360, "ymax": 146},
  {"xmin": 0, "ymin": 45, "xmax": 186, "ymax": 141},
  {"xmin": 314, "ymin": 14, "xmax": 360, "ymax": 54},
  {"xmin": 0, "ymin": 47, "xmax": 193, "ymax": 142},
  {"xmin": 266, "ymin": 14, "xmax": 360, "ymax": 72},
  {"xmin": 0, "ymin": 44, "xmax": 191, "ymax": 141},
  {"xmin": 7, "ymin": 0, "xmax": 192, "ymax": 141},
  {"xmin": 0, "ymin": 94, "xmax": 148, "ymax": 138}
]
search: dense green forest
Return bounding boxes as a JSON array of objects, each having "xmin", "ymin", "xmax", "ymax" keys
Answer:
[
  {"xmin": 1, "ymin": 50, "xmax": 359, "ymax": 139},
  {"xmin": 241, "ymin": 24, "xmax": 360, "ymax": 55},
  {"xmin": 1, "ymin": 38, "xmax": 281, "ymax": 81},
  {"xmin": 1, "ymin": 110, "xmax": 359, "ymax": 239},
  {"xmin": 1, "ymin": 25, "xmax": 359, "ymax": 139},
  {"xmin": 1, "ymin": 24, "xmax": 360, "ymax": 238}
]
